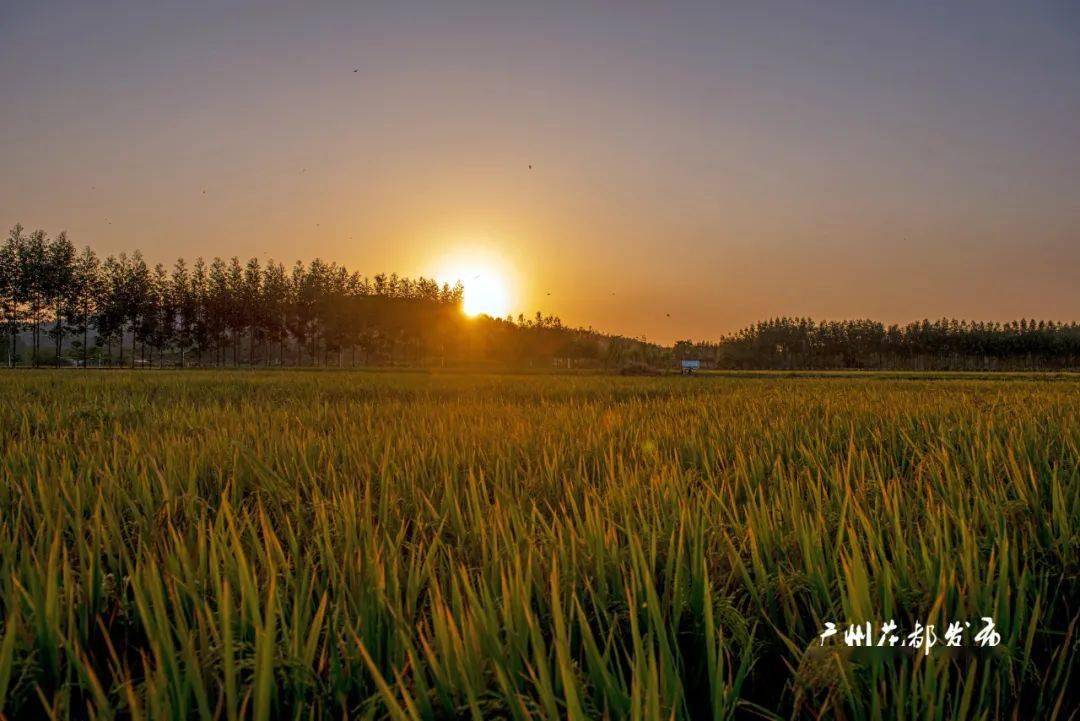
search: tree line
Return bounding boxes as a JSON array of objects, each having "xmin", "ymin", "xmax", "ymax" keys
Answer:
[
  {"xmin": 0, "ymin": 225, "xmax": 655, "ymax": 369},
  {"xmin": 676, "ymin": 317, "xmax": 1080, "ymax": 371},
  {"xmin": 3, "ymin": 225, "xmax": 1077, "ymax": 371}
]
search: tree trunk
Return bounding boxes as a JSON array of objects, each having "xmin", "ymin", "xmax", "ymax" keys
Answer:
[{"xmin": 55, "ymin": 300, "xmax": 63, "ymax": 367}]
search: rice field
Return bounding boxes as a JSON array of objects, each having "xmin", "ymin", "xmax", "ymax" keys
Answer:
[{"xmin": 0, "ymin": 370, "xmax": 1077, "ymax": 720}]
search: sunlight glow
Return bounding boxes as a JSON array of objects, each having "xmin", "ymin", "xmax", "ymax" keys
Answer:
[
  {"xmin": 461, "ymin": 272, "xmax": 510, "ymax": 317},
  {"xmin": 434, "ymin": 251, "xmax": 514, "ymax": 318}
]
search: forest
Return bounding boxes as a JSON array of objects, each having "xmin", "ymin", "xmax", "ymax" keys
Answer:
[
  {"xmin": 2, "ymin": 225, "xmax": 1078, "ymax": 370},
  {"xmin": 681, "ymin": 316, "xmax": 1080, "ymax": 371},
  {"xmin": 0, "ymin": 225, "xmax": 650, "ymax": 369}
]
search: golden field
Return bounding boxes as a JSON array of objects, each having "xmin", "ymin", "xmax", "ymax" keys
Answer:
[{"xmin": 0, "ymin": 371, "xmax": 1076, "ymax": 720}]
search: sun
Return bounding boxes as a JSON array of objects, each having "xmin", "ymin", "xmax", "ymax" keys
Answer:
[
  {"xmin": 432, "ymin": 246, "xmax": 517, "ymax": 318},
  {"xmin": 434, "ymin": 253, "xmax": 513, "ymax": 318},
  {"xmin": 460, "ymin": 270, "xmax": 510, "ymax": 317}
]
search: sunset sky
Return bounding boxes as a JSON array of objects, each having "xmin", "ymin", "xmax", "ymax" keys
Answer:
[{"xmin": 2, "ymin": 1, "xmax": 1078, "ymax": 343}]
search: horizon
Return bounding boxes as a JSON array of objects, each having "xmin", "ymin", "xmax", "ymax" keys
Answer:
[
  {"xmin": 3, "ymin": 1, "xmax": 1079, "ymax": 344},
  {"xmin": 7, "ymin": 226, "xmax": 1080, "ymax": 349}
]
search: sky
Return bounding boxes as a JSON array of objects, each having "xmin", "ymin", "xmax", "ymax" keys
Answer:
[{"xmin": 2, "ymin": 1, "xmax": 1078, "ymax": 343}]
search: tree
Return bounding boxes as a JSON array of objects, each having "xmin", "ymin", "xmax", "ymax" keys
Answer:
[
  {"xmin": 242, "ymin": 257, "xmax": 263, "ymax": 364},
  {"xmin": 261, "ymin": 261, "xmax": 289, "ymax": 366},
  {"xmin": 45, "ymin": 232, "xmax": 76, "ymax": 366},
  {"xmin": 21, "ymin": 230, "xmax": 48, "ymax": 365},
  {"xmin": 7, "ymin": 223, "xmax": 1078, "ymax": 372},
  {"xmin": 70, "ymin": 247, "xmax": 103, "ymax": 366},
  {"xmin": 126, "ymin": 252, "xmax": 152, "ymax": 367},
  {"xmin": 206, "ymin": 258, "xmax": 229, "ymax": 366},
  {"xmin": 0, "ymin": 226, "xmax": 26, "ymax": 367},
  {"xmin": 97, "ymin": 255, "xmax": 130, "ymax": 365},
  {"xmin": 190, "ymin": 258, "xmax": 210, "ymax": 363},
  {"xmin": 147, "ymin": 263, "xmax": 173, "ymax": 366},
  {"xmin": 170, "ymin": 259, "xmax": 194, "ymax": 367},
  {"xmin": 226, "ymin": 257, "xmax": 245, "ymax": 365}
]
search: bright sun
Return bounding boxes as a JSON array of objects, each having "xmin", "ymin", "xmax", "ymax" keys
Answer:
[
  {"xmin": 461, "ymin": 270, "xmax": 510, "ymax": 317},
  {"xmin": 435, "ymin": 255, "xmax": 513, "ymax": 318}
]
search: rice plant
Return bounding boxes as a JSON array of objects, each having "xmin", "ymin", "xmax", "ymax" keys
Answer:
[{"xmin": 0, "ymin": 371, "xmax": 1076, "ymax": 719}]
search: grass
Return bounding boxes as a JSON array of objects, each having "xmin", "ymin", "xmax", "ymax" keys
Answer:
[{"xmin": 0, "ymin": 370, "xmax": 1077, "ymax": 720}]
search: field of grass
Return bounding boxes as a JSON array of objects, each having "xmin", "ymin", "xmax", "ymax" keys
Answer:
[{"xmin": 0, "ymin": 370, "xmax": 1077, "ymax": 720}]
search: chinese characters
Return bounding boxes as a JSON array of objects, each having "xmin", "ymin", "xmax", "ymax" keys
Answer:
[{"xmin": 819, "ymin": 618, "xmax": 1001, "ymax": 655}]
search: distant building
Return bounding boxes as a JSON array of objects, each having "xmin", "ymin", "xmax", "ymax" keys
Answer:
[{"xmin": 680, "ymin": 359, "xmax": 701, "ymax": 375}]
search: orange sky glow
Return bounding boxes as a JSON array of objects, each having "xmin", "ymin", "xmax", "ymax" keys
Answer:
[{"xmin": 2, "ymin": 2, "xmax": 1078, "ymax": 343}]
